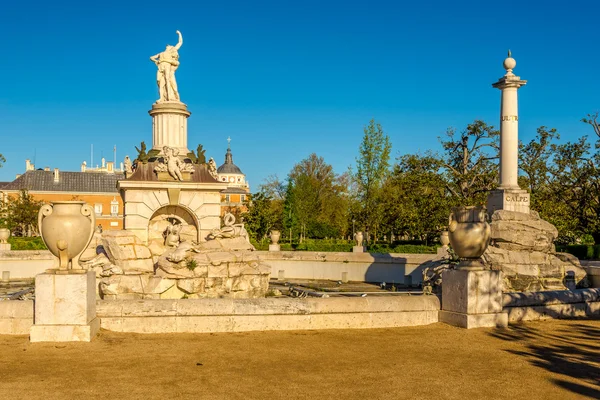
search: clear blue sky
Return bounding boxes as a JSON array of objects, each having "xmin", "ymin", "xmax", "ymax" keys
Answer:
[{"xmin": 1, "ymin": 0, "xmax": 598, "ymax": 189}]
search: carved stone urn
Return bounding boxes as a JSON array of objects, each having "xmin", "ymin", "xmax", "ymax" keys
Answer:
[
  {"xmin": 354, "ymin": 231, "xmax": 364, "ymax": 247},
  {"xmin": 38, "ymin": 201, "xmax": 96, "ymax": 273},
  {"xmin": 440, "ymin": 231, "xmax": 450, "ymax": 247},
  {"xmin": 0, "ymin": 228, "xmax": 10, "ymax": 244},
  {"xmin": 270, "ymin": 230, "xmax": 280, "ymax": 245},
  {"xmin": 448, "ymin": 206, "xmax": 491, "ymax": 270}
]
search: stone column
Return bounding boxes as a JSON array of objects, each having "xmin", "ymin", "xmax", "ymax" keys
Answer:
[
  {"xmin": 149, "ymin": 101, "xmax": 191, "ymax": 156},
  {"xmin": 487, "ymin": 51, "xmax": 530, "ymax": 214},
  {"xmin": 30, "ymin": 271, "xmax": 100, "ymax": 342}
]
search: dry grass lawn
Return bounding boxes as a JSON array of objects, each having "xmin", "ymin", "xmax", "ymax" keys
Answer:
[{"xmin": 0, "ymin": 320, "xmax": 599, "ymax": 400}]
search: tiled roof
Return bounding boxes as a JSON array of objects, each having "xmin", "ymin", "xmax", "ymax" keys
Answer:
[
  {"xmin": 1, "ymin": 170, "xmax": 123, "ymax": 193},
  {"xmin": 0, "ymin": 182, "xmax": 10, "ymax": 189},
  {"xmin": 126, "ymin": 161, "xmax": 220, "ymax": 183}
]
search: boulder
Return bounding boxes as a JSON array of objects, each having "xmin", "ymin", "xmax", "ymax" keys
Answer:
[
  {"xmin": 483, "ymin": 210, "xmax": 589, "ymax": 291},
  {"xmin": 101, "ymin": 230, "xmax": 154, "ymax": 274}
]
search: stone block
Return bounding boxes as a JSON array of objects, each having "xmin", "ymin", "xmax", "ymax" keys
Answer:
[
  {"xmin": 177, "ymin": 278, "xmax": 206, "ymax": 294},
  {"xmin": 352, "ymin": 246, "xmax": 365, "ymax": 253},
  {"xmin": 487, "ymin": 189, "xmax": 530, "ymax": 215},
  {"xmin": 30, "ymin": 318, "xmax": 100, "ymax": 342},
  {"xmin": 134, "ymin": 245, "xmax": 152, "ymax": 259},
  {"xmin": 34, "ymin": 272, "xmax": 96, "ymax": 326},
  {"xmin": 442, "ymin": 269, "xmax": 503, "ymax": 315},
  {"xmin": 208, "ymin": 264, "xmax": 228, "ymax": 278},
  {"xmin": 0, "ymin": 243, "xmax": 12, "ymax": 251},
  {"xmin": 31, "ymin": 271, "xmax": 99, "ymax": 342},
  {"xmin": 269, "ymin": 244, "xmax": 280, "ymax": 252}
]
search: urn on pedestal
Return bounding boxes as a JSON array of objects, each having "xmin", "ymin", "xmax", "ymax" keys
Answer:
[
  {"xmin": 448, "ymin": 206, "xmax": 491, "ymax": 270},
  {"xmin": 270, "ymin": 230, "xmax": 281, "ymax": 245},
  {"xmin": 38, "ymin": 201, "xmax": 96, "ymax": 274},
  {"xmin": 0, "ymin": 228, "xmax": 10, "ymax": 244}
]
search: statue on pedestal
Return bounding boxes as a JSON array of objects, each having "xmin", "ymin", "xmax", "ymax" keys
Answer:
[{"xmin": 150, "ymin": 31, "xmax": 183, "ymax": 102}]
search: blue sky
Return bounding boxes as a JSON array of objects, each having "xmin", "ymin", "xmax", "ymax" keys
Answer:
[{"xmin": 1, "ymin": 0, "xmax": 598, "ymax": 189}]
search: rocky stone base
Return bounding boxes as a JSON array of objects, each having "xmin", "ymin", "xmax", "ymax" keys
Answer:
[
  {"xmin": 98, "ymin": 237, "xmax": 271, "ymax": 300},
  {"xmin": 483, "ymin": 210, "xmax": 589, "ymax": 291}
]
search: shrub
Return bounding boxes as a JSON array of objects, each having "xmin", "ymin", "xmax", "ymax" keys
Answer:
[{"xmin": 7, "ymin": 236, "xmax": 47, "ymax": 250}]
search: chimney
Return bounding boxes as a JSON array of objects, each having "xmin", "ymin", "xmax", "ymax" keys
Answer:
[
  {"xmin": 81, "ymin": 161, "xmax": 87, "ymax": 172},
  {"xmin": 107, "ymin": 161, "xmax": 114, "ymax": 173},
  {"xmin": 25, "ymin": 159, "xmax": 34, "ymax": 171},
  {"xmin": 44, "ymin": 167, "xmax": 50, "ymax": 172},
  {"xmin": 54, "ymin": 168, "xmax": 59, "ymax": 183},
  {"xmin": 16, "ymin": 174, "xmax": 21, "ymax": 179}
]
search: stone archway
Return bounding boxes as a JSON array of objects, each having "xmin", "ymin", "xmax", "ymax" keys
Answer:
[{"xmin": 148, "ymin": 205, "xmax": 199, "ymax": 246}]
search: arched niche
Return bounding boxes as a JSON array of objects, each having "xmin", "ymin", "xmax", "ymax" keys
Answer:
[{"xmin": 148, "ymin": 205, "xmax": 199, "ymax": 245}]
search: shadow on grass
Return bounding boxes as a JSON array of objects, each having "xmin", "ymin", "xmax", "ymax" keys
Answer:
[{"xmin": 489, "ymin": 323, "xmax": 600, "ymax": 398}]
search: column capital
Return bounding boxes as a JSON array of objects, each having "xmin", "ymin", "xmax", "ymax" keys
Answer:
[{"xmin": 492, "ymin": 75, "xmax": 527, "ymax": 90}]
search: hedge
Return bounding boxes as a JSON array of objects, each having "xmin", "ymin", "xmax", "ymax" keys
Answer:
[{"xmin": 7, "ymin": 236, "xmax": 47, "ymax": 250}]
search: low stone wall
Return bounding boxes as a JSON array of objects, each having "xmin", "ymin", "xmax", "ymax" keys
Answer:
[
  {"xmin": 97, "ymin": 296, "xmax": 440, "ymax": 333},
  {"xmin": 0, "ymin": 300, "xmax": 34, "ymax": 334},
  {"xmin": 0, "ymin": 251, "xmax": 53, "ymax": 279},
  {"xmin": 580, "ymin": 261, "xmax": 600, "ymax": 287},
  {"xmin": 503, "ymin": 288, "xmax": 600, "ymax": 322},
  {"xmin": 257, "ymin": 251, "xmax": 436, "ymax": 284}
]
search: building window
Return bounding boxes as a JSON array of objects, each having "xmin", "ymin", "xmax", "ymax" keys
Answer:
[
  {"xmin": 94, "ymin": 204, "xmax": 103, "ymax": 215},
  {"xmin": 225, "ymin": 195, "xmax": 230, "ymax": 202},
  {"xmin": 111, "ymin": 204, "xmax": 118, "ymax": 216}
]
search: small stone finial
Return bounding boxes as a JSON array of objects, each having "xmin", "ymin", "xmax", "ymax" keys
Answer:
[{"xmin": 503, "ymin": 50, "xmax": 516, "ymax": 74}]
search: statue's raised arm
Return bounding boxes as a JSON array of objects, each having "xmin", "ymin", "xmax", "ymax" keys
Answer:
[{"xmin": 174, "ymin": 30, "xmax": 183, "ymax": 51}]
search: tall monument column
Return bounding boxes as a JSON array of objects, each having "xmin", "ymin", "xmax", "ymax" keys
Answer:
[
  {"xmin": 487, "ymin": 51, "xmax": 529, "ymax": 214},
  {"xmin": 148, "ymin": 30, "xmax": 191, "ymax": 156}
]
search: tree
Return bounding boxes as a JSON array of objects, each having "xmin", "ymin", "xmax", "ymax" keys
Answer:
[
  {"xmin": 354, "ymin": 119, "xmax": 391, "ymax": 241},
  {"xmin": 241, "ymin": 191, "xmax": 278, "ymax": 242},
  {"xmin": 286, "ymin": 154, "xmax": 349, "ymax": 241},
  {"xmin": 381, "ymin": 153, "xmax": 451, "ymax": 243},
  {"xmin": 518, "ymin": 126, "xmax": 560, "ymax": 214},
  {"xmin": 0, "ymin": 190, "xmax": 44, "ymax": 237},
  {"xmin": 440, "ymin": 120, "xmax": 499, "ymax": 205},
  {"xmin": 0, "ymin": 153, "xmax": 5, "ymax": 169}
]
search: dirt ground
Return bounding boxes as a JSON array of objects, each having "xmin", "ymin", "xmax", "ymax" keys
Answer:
[{"xmin": 0, "ymin": 320, "xmax": 598, "ymax": 400}]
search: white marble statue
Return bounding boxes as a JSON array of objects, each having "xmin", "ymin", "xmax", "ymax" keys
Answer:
[
  {"xmin": 154, "ymin": 146, "xmax": 193, "ymax": 180},
  {"xmin": 208, "ymin": 157, "xmax": 218, "ymax": 179},
  {"xmin": 123, "ymin": 156, "xmax": 133, "ymax": 174},
  {"xmin": 150, "ymin": 31, "xmax": 183, "ymax": 102}
]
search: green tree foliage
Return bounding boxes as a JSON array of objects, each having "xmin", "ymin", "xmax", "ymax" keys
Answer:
[
  {"xmin": 354, "ymin": 120, "xmax": 391, "ymax": 240},
  {"xmin": 285, "ymin": 154, "xmax": 349, "ymax": 241},
  {"xmin": 0, "ymin": 190, "xmax": 44, "ymax": 237},
  {"xmin": 440, "ymin": 120, "xmax": 499, "ymax": 205},
  {"xmin": 0, "ymin": 153, "xmax": 5, "ymax": 168},
  {"xmin": 381, "ymin": 153, "xmax": 451, "ymax": 243},
  {"xmin": 241, "ymin": 191, "xmax": 278, "ymax": 242}
]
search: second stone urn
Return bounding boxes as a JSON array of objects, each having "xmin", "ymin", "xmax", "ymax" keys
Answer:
[
  {"xmin": 38, "ymin": 201, "xmax": 96, "ymax": 273},
  {"xmin": 354, "ymin": 231, "xmax": 364, "ymax": 247},
  {"xmin": 270, "ymin": 230, "xmax": 281, "ymax": 245},
  {"xmin": 448, "ymin": 206, "xmax": 491, "ymax": 270},
  {"xmin": 0, "ymin": 228, "xmax": 10, "ymax": 244}
]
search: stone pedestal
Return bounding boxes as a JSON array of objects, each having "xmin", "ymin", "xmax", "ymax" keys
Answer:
[
  {"xmin": 30, "ymin": 271, "xmax": 99, "ymax": 342},
  {"xmin": 439, "ymin": 269, "xmax": 508, "ymax": 329},
  {"xmin": 352, "ymin": 246, "xmax": 365, "ymax": 253},
  {"xmin": 149, "ymin": 101, "xmax": 191, "ymax": 155},
  {"xmin": 0, "ymin": 243, "xmax": 11, "ymax": 251},
  {"xmin": 269, "ymin": 244, "xmax": 281, "ymax": 252},
  {"xmin": 487, "ymin": 188, "xmax": 530, "ymax": 215}
]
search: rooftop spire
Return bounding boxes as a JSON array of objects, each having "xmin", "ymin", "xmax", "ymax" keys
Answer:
[{"xmin": 225, "ymin": 137, "xmax": 233, "ymax": 164}]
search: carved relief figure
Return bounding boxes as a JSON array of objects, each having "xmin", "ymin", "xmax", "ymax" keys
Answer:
[
  {"xmin": 208, "ymin": 157, "xmax": 218, "ymax": 179},
  {"xmin": 164, "ymin": 221, "xmax": 182, "ymax": 248},
  {"xmin": 150, "ymin": 30, "xmax": 183, "ymax": 102},
  {"xmin": 207, "ymin": 212, "xmax": 250, "ymax": 242}
]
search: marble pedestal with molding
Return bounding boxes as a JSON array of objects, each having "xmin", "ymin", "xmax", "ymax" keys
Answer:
[
  {"xmin": 30, "ymin": 271, "xmax": 100, "ymax": 342},
  {"xmin": 0, "ymin": 243, "xmax": 11, "ymax": 251},
  {"xmin": 439, "ymin": 269, "xmax": 508, "ymax": 329},
  {"xmin": 269, "ymin": 244, "xmax": 281, "ymax": 252},
  {"xmin": 487, "ymin": 188, "xmax": 530, "ymax": 215},
  {"xmin": 149, "ymin": 101, "xmax": 191, "ymax": 156},
  {"xmin": 352, "ymin": 246, "xmax": 365, "ymax": 253}
]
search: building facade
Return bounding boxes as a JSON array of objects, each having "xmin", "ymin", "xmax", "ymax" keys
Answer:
[{"xmin": 216, "ymin": 141, "xmax": 250, "ymax": 216}]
